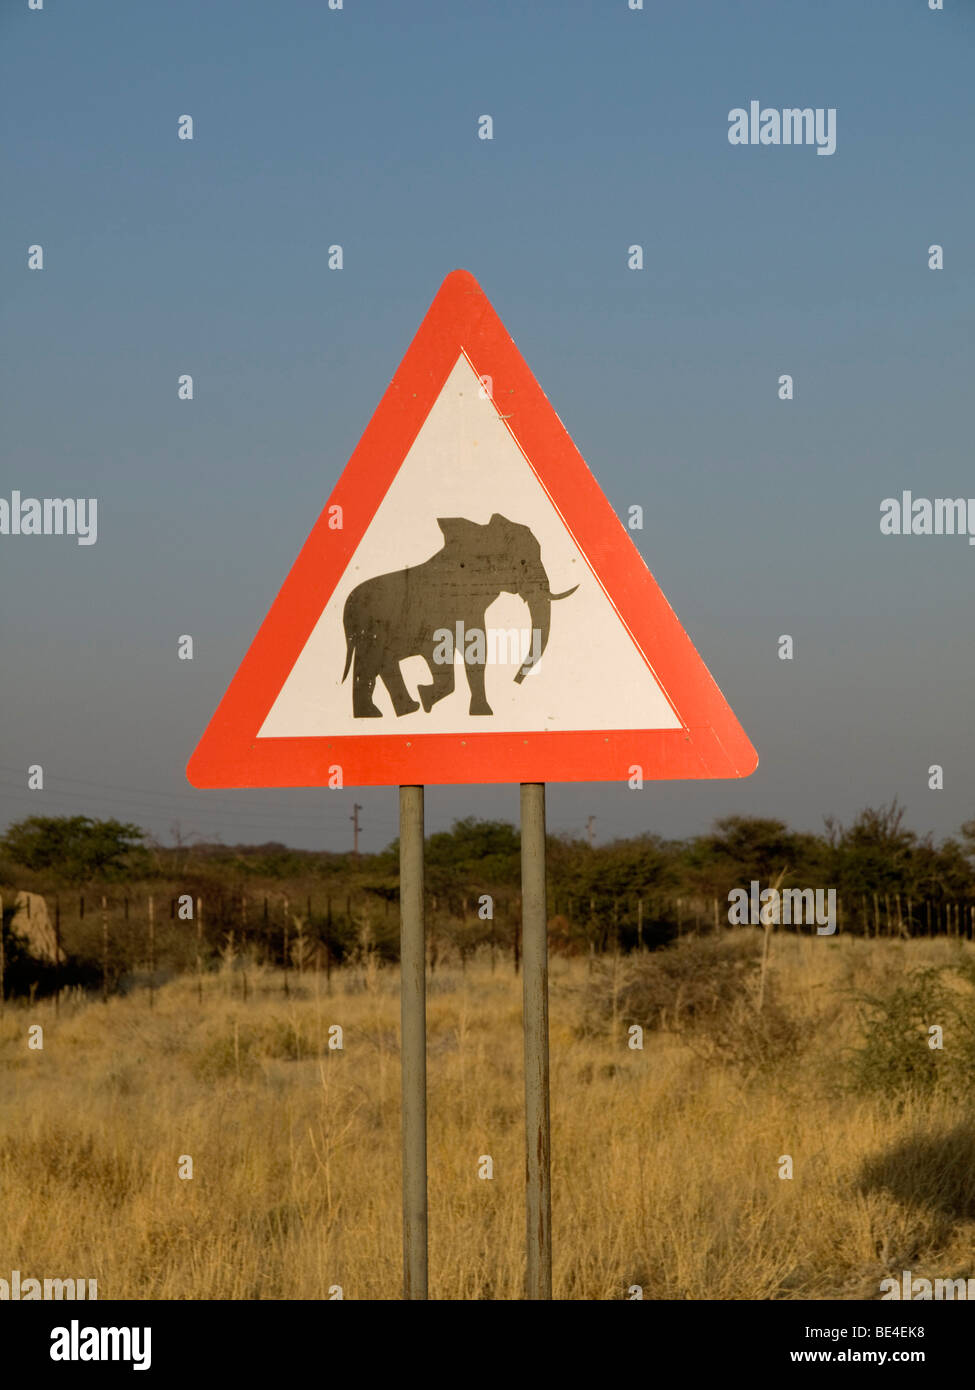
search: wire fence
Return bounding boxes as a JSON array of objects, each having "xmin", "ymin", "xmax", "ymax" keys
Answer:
[{"xmin": 1, "ymin": 884, "xmax": 973, "ymax": 1008}]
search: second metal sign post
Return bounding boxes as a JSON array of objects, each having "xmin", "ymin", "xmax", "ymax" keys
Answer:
[{"xmin": 397, "ymin": 782, "xmax": 554, "ymax": 1300}]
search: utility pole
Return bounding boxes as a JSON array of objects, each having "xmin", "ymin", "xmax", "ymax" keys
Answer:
[
  {"xmin": 351, "ymin": 803, "xmax": 362, "ymax": 861},
  {"xmin": 586, "ymin": 815, "xmax": 596, "ymax": 849}
]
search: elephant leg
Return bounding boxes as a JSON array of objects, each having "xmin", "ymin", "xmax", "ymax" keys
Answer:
[
  {"xmin": 381, "ymin": 661, "xmax": 420, "ymax": 717},
  {"xmin": 464, "ymin": 653, "xmax": 492, "ymax": 716},
  {"xmin": 417, "ymin": 643, "xmax": 456, "ymax": 712},
  {"xmin": 351, "ymin": 653, "xmax": 383, "ymax": 719}
]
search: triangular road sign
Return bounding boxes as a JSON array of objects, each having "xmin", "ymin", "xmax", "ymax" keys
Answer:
[{"xmin": 187, "ymin": 270, "xmax": 757, "ymax": 788}]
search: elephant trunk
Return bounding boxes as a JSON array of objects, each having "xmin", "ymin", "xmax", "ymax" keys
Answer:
[{"xmin": 514, "ymin": 581, "xmax": 578, "ymax": 683}]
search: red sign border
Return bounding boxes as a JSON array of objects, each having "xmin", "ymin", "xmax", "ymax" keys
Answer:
[{"xmin": 187, "ymin": 270, "xmax": 758, "ymax": 788}]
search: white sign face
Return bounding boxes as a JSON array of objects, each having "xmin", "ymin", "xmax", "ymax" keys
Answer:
[{"xmin": 259, "ymin": 355, "xmax": 681, "ymax": 738}]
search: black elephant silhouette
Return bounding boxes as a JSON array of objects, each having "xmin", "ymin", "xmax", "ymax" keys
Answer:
[{"xmin": 341, "ymin": 513, "xmax": 578, "ymax": 717}]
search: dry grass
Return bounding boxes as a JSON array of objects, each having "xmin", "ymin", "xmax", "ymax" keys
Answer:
[{"xmin": 2, "ymin": 934, "xmax": 974, "ymax": 1300}]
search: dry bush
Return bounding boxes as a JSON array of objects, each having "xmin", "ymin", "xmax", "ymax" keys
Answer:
[
  {"xmin": 575, "ymin": 933, "xmax": 804, "ymax": 1078},
  {"xmin": 847, "ymin": 962, "xmax": 975, "ymax": 1102}
]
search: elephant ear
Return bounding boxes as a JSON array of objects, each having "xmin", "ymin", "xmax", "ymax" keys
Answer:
[
  {"xmin": 488, "ymin": 513, "xmax": 518, "ymax": 538},
  {"xmin": 436, "ymin": 517, "xmax": 481, "ymax": 548}
]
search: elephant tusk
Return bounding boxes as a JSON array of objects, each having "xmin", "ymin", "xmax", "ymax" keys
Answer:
[{"xmin": 548, "ymin": 585, "xmax": 579, "ymax": 601}]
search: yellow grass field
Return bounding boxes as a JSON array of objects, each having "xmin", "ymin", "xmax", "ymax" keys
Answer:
[{"xmin": 2, "ymin": 933, "xmax": 974, "ymax": 1300}]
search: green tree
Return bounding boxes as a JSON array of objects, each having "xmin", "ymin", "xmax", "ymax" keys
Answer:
[
  {"xmin": 686, "ymin": 815, "xmax": 805, "ymax": 895},
  {"xmin": 824, "ymin": 800, "xmax": 918, "ymax": 897},
  {"xmin": 425, "ymin": 818, "xmax": 521, "ymax": 886},
  {"xmin": 1, "ymin": 815, "xmax": 146, "ymax": 883}
]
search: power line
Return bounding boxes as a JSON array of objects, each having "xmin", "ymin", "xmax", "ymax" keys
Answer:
[
  {"xmin": 0, "ymin": 781, "xmax": 394, "ymax": 832},
  {"xmin": 0, "ymin": 770, "xmax": 394, "ymax": 820},
  {"xmin": 0, "ymin": 787, "xmax": 397, "ymax": 845},
  {"xmin": 0, "ymin": 764, "xmax": 391, "ymax": 823}
]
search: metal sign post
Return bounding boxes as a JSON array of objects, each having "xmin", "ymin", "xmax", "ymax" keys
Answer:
[
  {"xmin": 521, "ymin": 782, "xmax": 553, "ymax": 1299},
  {"xmin": 399, "ymin": 785, "xmax": 428, "ymax": 1299}
]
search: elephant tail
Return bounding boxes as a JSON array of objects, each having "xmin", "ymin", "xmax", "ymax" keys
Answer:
[{"xmin": 341, "ymin": 632, "xmax": 354, "ymax": 683}]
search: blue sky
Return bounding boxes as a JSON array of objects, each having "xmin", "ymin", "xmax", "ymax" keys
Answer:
[{"xmin": 2, "ymin": 0, "xmax": 974, "ymax": 852}]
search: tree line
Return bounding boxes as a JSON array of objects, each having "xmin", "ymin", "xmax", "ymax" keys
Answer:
[{"xmin": 2, "ymin": 800, "xmax": 973, "ymax": 913}]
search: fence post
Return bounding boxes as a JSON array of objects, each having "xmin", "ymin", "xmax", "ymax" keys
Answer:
[
  {"xmin": 101, "ymin": 895, "xmax": 109, "ymax": 1004},
  {"xmin": 54, "ymin": 895, "xmax": 61, "ymax": 1015},
  {"xmin": 148, "ymin": 894, "xmax": 155, "ymax": 1009},
  {"xmin": 283, "ymin": 895, "xmax": 290, "ymax": 996},
  {"xmin": 239, "ymin": 894, "xmax": 248, "ymax": 998},
  {"xmin": 196, "ymin": 896, "xmax": 203, "ymax": 1003}
]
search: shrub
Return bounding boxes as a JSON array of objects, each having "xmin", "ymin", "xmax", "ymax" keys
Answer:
[
  {"xmin": 577, "ymin": 933, "xmax": 804, "ymax": 1078},
  {"xmin": 847, "ymin": 967, "xmax": 975, "ymax": 1101},
  {"xmin": 192, "ymin": 1023, "xmax": 260, "ymax": 1081}
]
